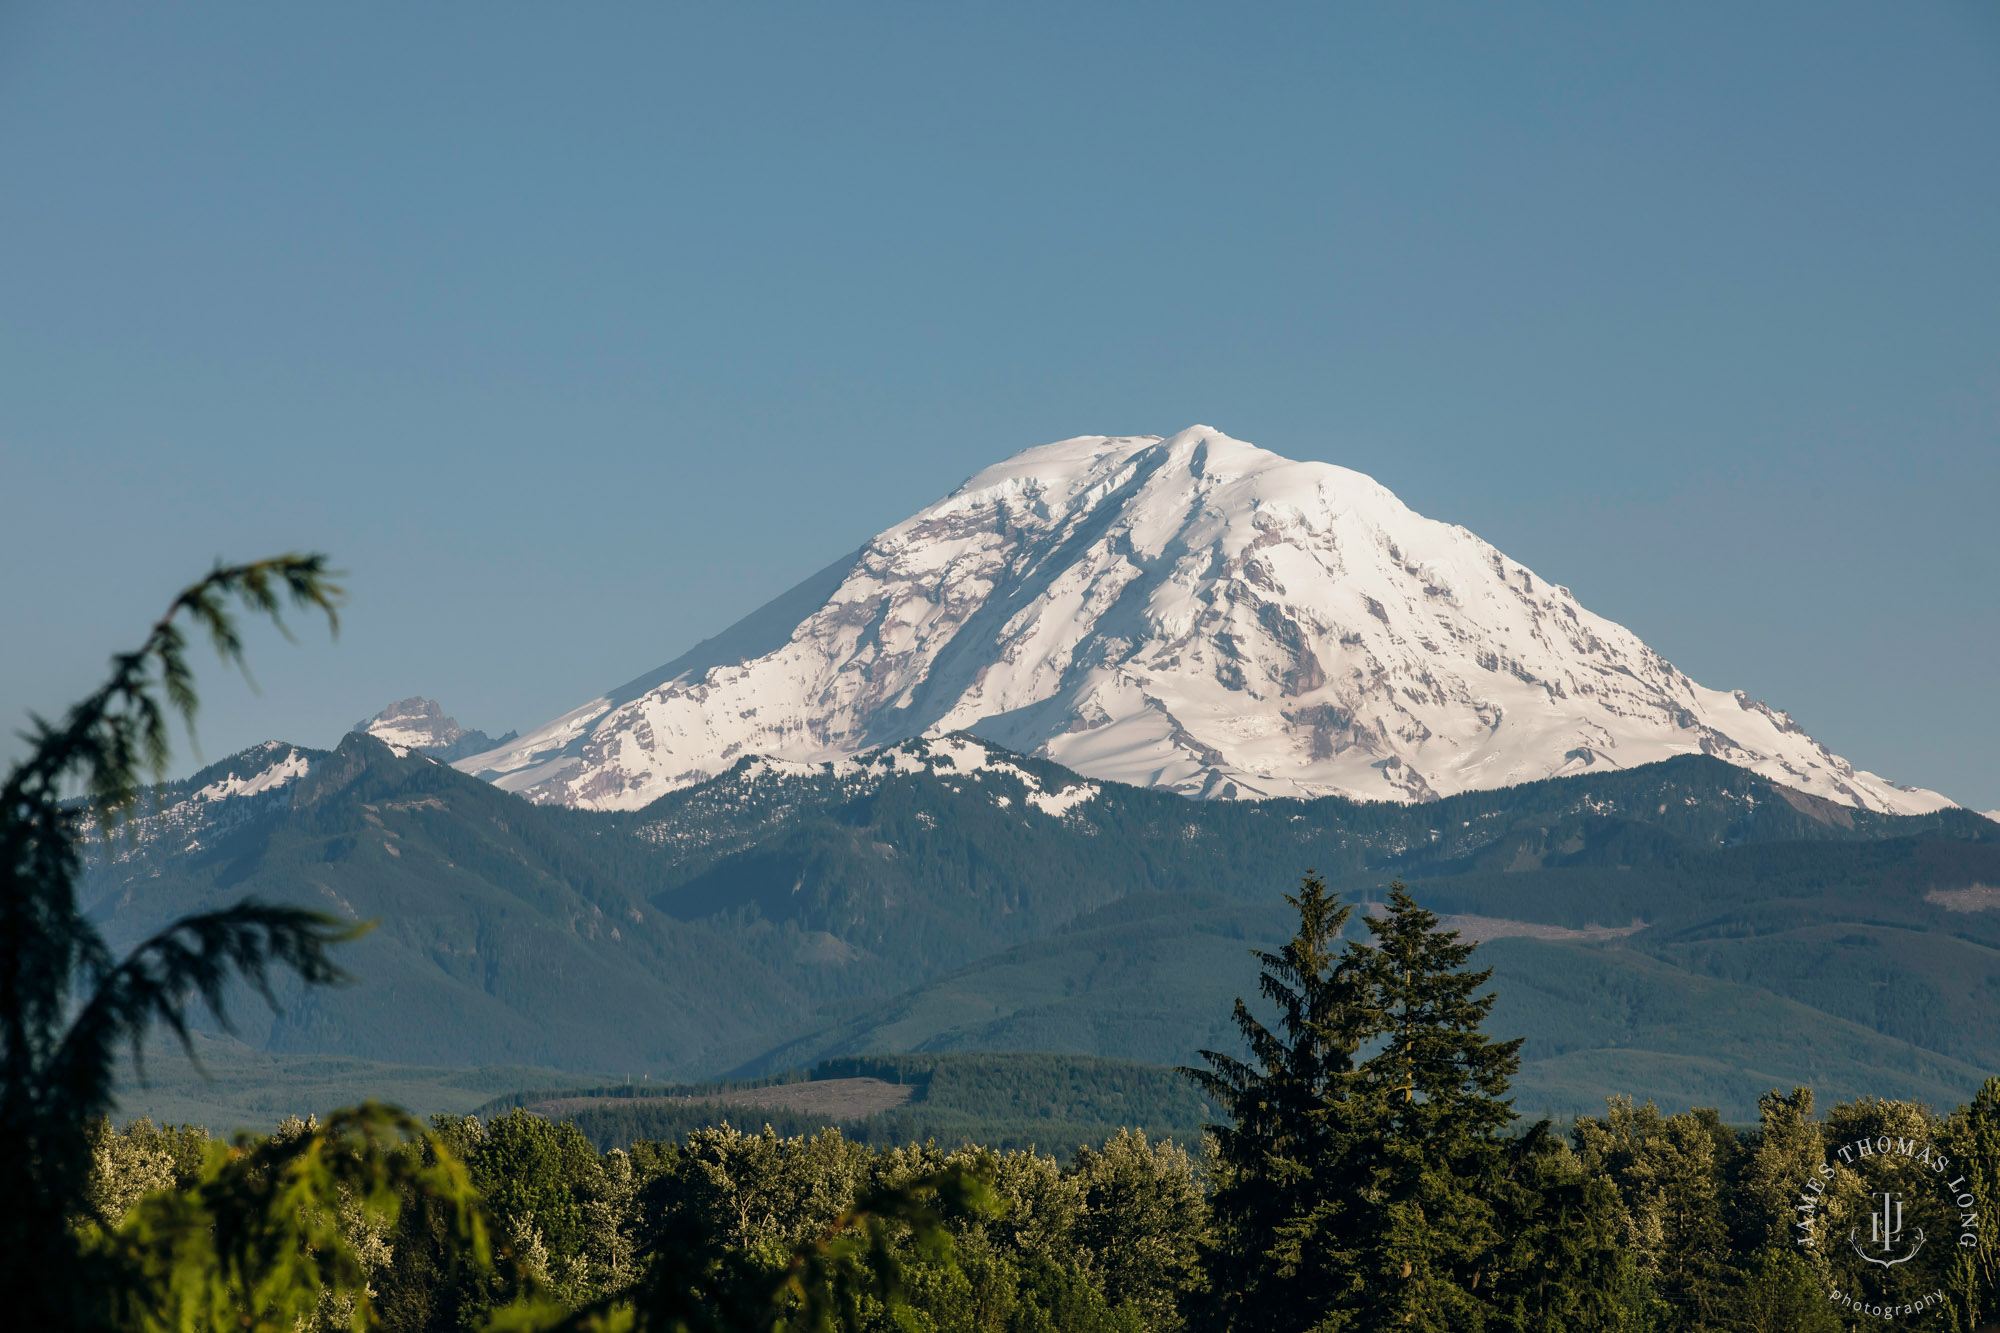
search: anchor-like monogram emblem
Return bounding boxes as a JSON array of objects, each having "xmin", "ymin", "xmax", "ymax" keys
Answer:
[{"xmin": 1850, "ymin": 1191, "xmax": 1925, "ymax": 1268}]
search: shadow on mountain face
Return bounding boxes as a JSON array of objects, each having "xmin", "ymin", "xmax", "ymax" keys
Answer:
[{"xmin": 86, "ymin": 732, "xmax": 2000, "ymax": 1117}]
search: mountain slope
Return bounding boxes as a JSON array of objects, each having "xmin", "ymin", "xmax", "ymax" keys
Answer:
[
  {"xmin": 611, "ymin": 733, "xmax": 1977, "ymax": 949},
  {"xmin": 460, "ymin": 426, "xmax": 1950, "ymax": 814},
  {"xmin": 84, "ymin": 736, "xmax": 841, "ymax": 1073},
  {"xmin": 84, "ymin": 731, "xmax": 1993, "ymax": 1112},
  {"xmin": 738, "ymin": 832, "xmax": 2000, "ymax": 1121}
]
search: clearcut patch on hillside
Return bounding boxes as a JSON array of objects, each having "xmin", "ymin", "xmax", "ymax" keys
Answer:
[
  {"xmin": 1925, "ymin": 884, "xmax": 2000, "ymax": 912},
  {"xmin": 1441, "ymin": 914, "xmax": 1646, "ymax": 943},
  {"xmin": 526, "ymin": 1076, "xmax": 915, "ymax": 1121}
]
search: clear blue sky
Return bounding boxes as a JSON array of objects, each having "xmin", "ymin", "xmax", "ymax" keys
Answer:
[{"xmin": 3, "ymin": 3, "xmax": 1996, "ymax": 808}]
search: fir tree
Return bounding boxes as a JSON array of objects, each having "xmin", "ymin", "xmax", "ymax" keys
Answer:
[
  {"xmin": 1181, "ymin": 870, "xmax": 1375, "ymax": 1331},
  {"xmin": 1483, "ymin": 1124, "xmax": 1642, "ymax": 1332},
  {"xmin": 1337, "ymin": 882, "xmax": 1526, "ymax": 1330}
]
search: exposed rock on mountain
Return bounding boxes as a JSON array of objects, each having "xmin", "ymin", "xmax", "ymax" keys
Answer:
[{"xmin": 358, "ymin": 697, "xmax": 515, "ymax": 763}]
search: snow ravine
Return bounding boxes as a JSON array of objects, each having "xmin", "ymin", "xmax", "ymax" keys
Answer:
[{"xmin": 459, "ymin": 427, "xmax": 1954, "ymax": 815}]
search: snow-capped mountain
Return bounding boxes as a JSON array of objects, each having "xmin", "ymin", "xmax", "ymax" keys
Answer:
[
  {"xmin": 357, "ymin": 697, "xmax": 515, "ymax": 763},
  {"xmin": 459, "ymin": 426, "xmax": 1954, "ymax": 815},
  {"xmin": 87, "ymin": 740, "xmax": 320, "ymax": 861}
]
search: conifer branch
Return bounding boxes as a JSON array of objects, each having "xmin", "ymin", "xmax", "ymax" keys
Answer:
[{"xmin": 3, "ymin": 555, "xmax": 341, "ymax": 822}]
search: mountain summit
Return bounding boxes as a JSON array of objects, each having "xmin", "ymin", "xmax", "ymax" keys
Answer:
[
  {"xmin": 358, "ymin": 697, "xmax": 515, "ymax": 763},
  {"xmin": 460, "ymin": 427, "xmax": 1951, "ymax": 814}
]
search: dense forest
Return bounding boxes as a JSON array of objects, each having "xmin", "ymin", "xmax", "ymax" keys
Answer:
[
  {"xmin": 472, "ymin": 1052, "xmax": 1214, "ymax": 1158},
  {"xmin": 84, "ymin": 1083, "xmax": 2000, "ymax": 1331},
  {"xmin": 74, "ymin": 879, "xmax": 2000, "ymax": 1331}
]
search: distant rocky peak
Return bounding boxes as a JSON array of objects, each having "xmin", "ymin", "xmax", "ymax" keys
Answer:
[
  {"xmin": 359, "ymin": 697, "xmax": 463, "ymax": 746},
  {"xmin": 357, "ymin": 698, "xmax": 516, "ymax": 763}
]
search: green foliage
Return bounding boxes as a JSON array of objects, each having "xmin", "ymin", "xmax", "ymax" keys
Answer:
[
  {"xmin": 491, "ymin": 1054, "xmax": 1213, "ymax": 1162},
  {"xmin": 460, "ymin": 1112, "xmax": 618, "ymax": 1305},
  {"xmin": 1481, "ymin": 1127, "xmax": 1640, "ymax": 1331},
  {"xmin": 331, "ymin": 1115, "xmax": 1208, "ymax": 1333},
  {"xmin": 1943, "ymin": 1078, "xmax": 2000, "ymax": 1327},
  {"xmin": 1717, "ymin": 1248, "xmax": 1841, "ymax": 1333},
  {"xmin": 1069, "ymin": 1129, "xmax": 1205, "ymax": 1329},
  {"xmin": 1343, "ymin": 883, "xmax": 1526, "ymax": 1330},
  {"xmin": 1802, "ymin": 1095, "xmax": 1971, "ymax": 1322},
  {"xmin": 87, "ymin": 1116, "xmax": 213, "ymax": 1220},
  {"xmin": 1182, "ymin": 869, "xmax": 1371, "ymax": 1331},
  {"xmin": 103, "ymin": 1103, "xmax": 492, "ymax": 1333},
  {"xmin": 0, "ymin": 556, "xmax": 372, "ymax": 1326},
  {"xmin": 72, "ymin": 1028, "xmax": 2000, "ymax": 1333},
  {"xmin": 1185, "ymin": 877, "xmax": 1637, "ymax": 1331},
  {"xmin": 1572, "ymin": 1098, "xmax": 1738, "ymax": 1327},
  {"xmin": 1731, "ymin": 1088, "xmax": 1821, "ymax": 1256},
  {"xmin": 495, "ymin": 1150, "xmax": 1000, "ymax": 1333}
]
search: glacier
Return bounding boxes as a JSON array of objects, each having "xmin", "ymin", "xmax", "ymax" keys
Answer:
[{"xmin": 458, "ymin": 426, "xmax": 1954, "ymax": 816}]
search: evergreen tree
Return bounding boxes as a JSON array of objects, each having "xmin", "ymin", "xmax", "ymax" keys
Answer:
[
  {"xmin": 1337, "ymin": 882, "xmax": 1526, "ymax": 1330},
  {"xmin": 1181, "ymin": 870, "xmax": 1374, "ymax": 1331},
  {"xmin": 0, "ymin": 557, "xmax": 377, "ymax": 1328},
  {"xmin": 1482, "ymin": 1126, "xmax": 1642, "ymax": 1332},
  {"xmin": 1188, "ymin": 876, "xmax": 1637, "ymax": 1332}
]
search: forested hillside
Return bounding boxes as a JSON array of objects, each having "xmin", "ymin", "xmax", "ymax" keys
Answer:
[
  {"xmin": 755, "ymin": 831, "xmax": 2000, "ymax": 1118},
  {"xmin": 474, "ymin": 1052, "xmax": 1213, "ymax": 1158},
  {"xmin": 87, "ymin": 731, "xmax": 2000, "ymax": 1115}
]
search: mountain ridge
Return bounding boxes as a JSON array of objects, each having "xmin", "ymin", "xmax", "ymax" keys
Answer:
[{"xmin": 81, "ymin": 730, "xmax": 1999, "ymax": 1119}]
